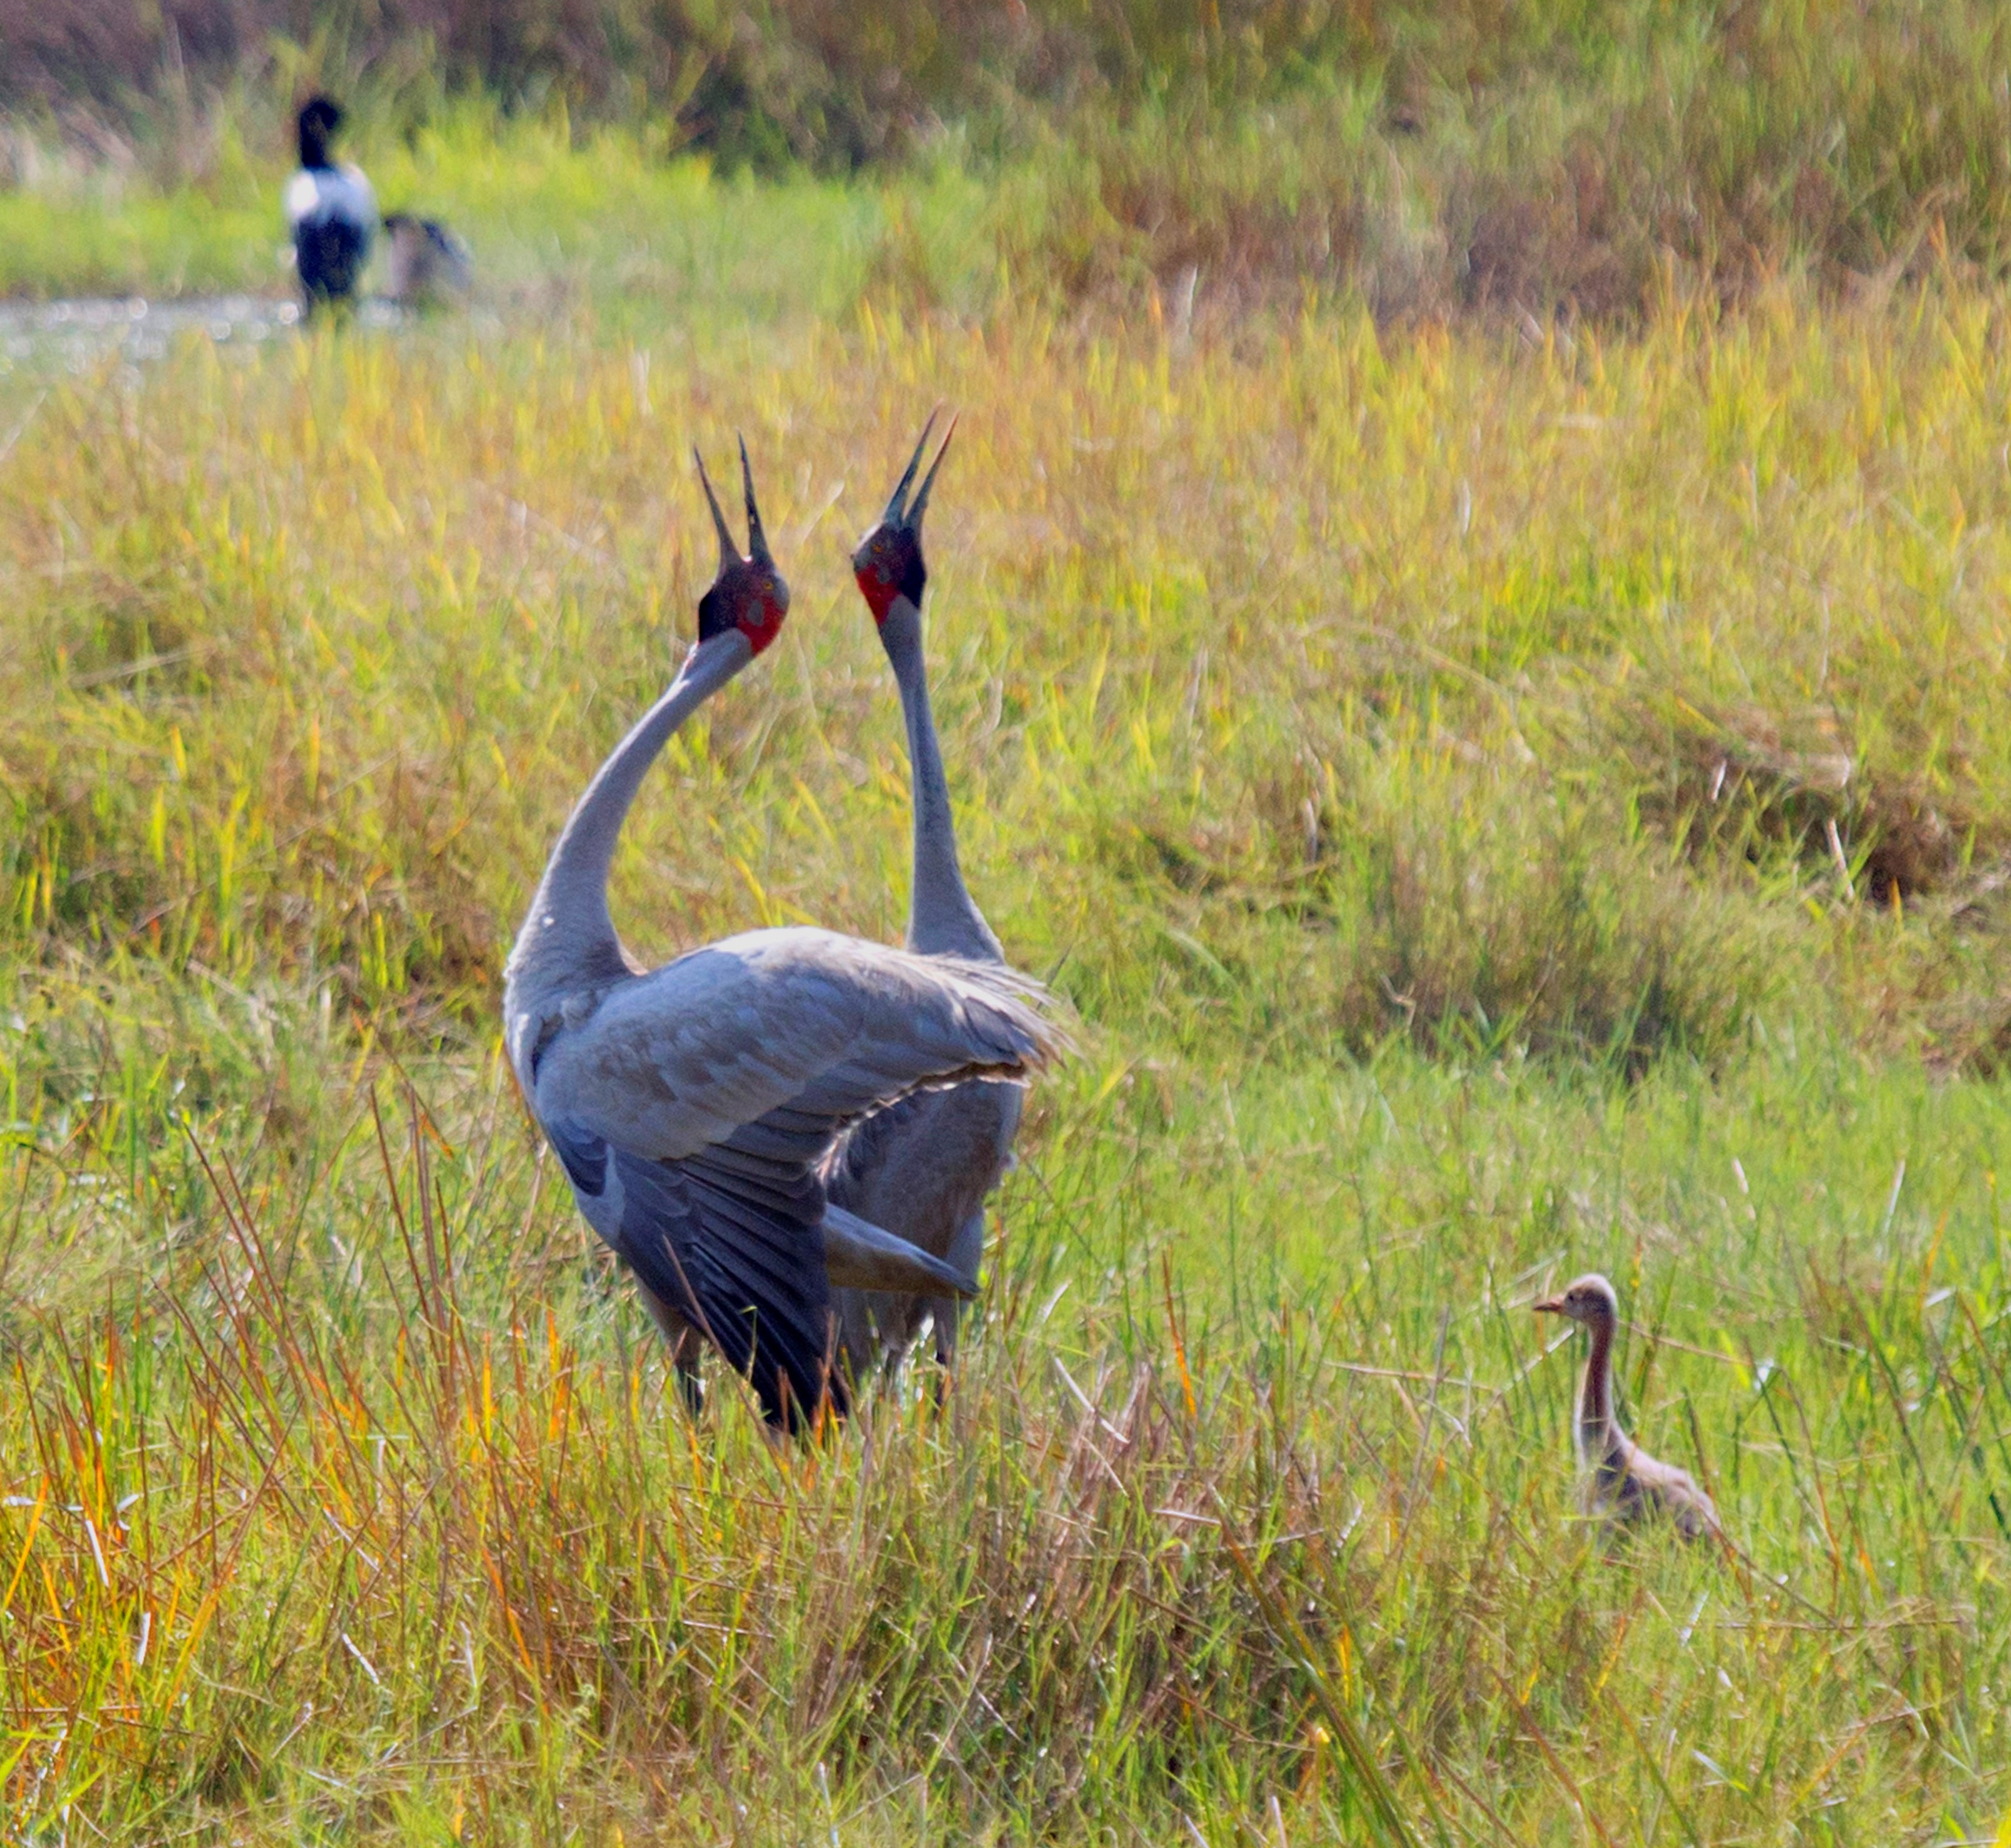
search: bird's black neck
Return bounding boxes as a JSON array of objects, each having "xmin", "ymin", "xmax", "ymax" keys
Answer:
[{"xmin": 299, "ymin": 121, "xmax": 331, "ymax": 170}]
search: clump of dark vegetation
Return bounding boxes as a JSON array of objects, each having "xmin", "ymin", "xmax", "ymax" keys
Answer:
[
  {"xmin": 1606, "ymin": 688, "xmax": 1992, "ymax": 907},
  {"xmin": 1101, "ymin": 737, "xmax": 1778, "ymax": 1075}
]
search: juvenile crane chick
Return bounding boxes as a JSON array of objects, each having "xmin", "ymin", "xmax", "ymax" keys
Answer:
[{"xmin": 1534, "ymin": 1274, "xmax": 1721, "ymax": 1541}]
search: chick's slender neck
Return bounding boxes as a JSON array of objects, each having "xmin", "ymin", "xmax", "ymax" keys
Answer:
[
  {"xmin": 1576, "ymin": 1308, "xmax": 1619, "ymax": 1456},
  {"xmin": 878, "ymin": 594, "xmax": 999, "ymax": 962}
]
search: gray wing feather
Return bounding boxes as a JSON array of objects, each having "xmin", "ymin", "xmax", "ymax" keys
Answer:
[
  {"xmin": 538, "ymin": 929, "xmax": 1061, "ymax": 1162},
  {"xmin": 549, "ymin": 1117, "xmax": 841, "ymax": 1430},
  {"xmin": 529, "ymin": 926, "xmax": 1069, "ymax": 1425}
]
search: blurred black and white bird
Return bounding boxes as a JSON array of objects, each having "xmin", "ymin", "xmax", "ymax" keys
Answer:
[{"xmin": 285, "ymin": 96, "xmax": 376, "ymax": 312}]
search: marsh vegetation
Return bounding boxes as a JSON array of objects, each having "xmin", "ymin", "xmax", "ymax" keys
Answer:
[{"xmin": 3, "ymin": 6, "xmax": 2011, "ymax": 1841}]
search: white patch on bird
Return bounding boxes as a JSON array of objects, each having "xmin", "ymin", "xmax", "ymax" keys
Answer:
[
  {"xmin": 323, "ymin": 165, "xmax": 377, "ymax": 224},
  {"xmin": 286, "ymin": 164, "xmax": 376, "ymax": 230}
]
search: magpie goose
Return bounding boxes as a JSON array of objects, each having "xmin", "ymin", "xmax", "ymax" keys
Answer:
[{"xmin": 285, "ymin": 96, "xmax": 376, "ymax": 312}]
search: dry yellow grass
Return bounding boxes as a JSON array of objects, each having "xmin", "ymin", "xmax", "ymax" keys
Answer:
[{"xmin": 2, "ymin": 284, "xmax": 2010, "ymax": 1840}]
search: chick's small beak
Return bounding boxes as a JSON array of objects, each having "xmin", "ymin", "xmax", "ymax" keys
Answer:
[{"xmin": 1532, "ymin": 1296, "xmax": 1565, "ymax": 1316}]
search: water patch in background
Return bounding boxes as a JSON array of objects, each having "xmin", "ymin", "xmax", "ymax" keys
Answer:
[{"xmin": 0, "ymin": 295, "xmax": 415, "ymax": 374}]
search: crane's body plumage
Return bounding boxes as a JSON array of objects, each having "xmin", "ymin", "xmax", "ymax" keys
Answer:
[
  {"xmin": 826, "ymin": 1073, "xmax": 1021, "ymax": 1365},
  {"xmin": 504, "ymin": 442, "xmax": 1060, "ymax": 1428},
  {"xmin": 384, "ymin": 214, "xmax": 472, "ymax": 305},
  {"xmin": 1580, "ymin": 1425, "xmax": 1719, "ymax": 1539},
  {"xmin": 512, "ymin": 925, "xmax": 1052, "ymax": 1425},
  {"xmin": 524, "ymin": 927, "xmax": 1047, "ymax": 1168},
  {"xmin": 828, "ymin": 416, "xmax": 1033, "ymax": 1375}
]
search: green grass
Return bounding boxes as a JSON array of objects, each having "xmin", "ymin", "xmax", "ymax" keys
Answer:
[
  {"xmin": 8, "ymin": 0, "xmax": 2011, "ymax": 321},
  {"xmin": 4, "ymin": 249, "xmax": 2011, "ymax": 1836},
  {"xmin": 0, "ymin": 108, "xmax": 982, "ymax": 319}
]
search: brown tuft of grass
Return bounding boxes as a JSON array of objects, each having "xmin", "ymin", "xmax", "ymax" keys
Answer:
[{"xmin": 1610, "ymin": 690, "xmax": 1984, "ymax": 906}]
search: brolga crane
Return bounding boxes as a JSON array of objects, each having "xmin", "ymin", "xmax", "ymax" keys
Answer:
[
  {"xmin": 825, "ymin": 413, "xmax": 1028, "ymax": 1378},
  {"xmin": 502, "ymin": 440, "xmax": 1065, "ymax": 1432},
  {"xmin": 1534, "ymin": 1274, "xmax": 1722, "ymax": 1539},
  {"xmin": 284, "ymin": 97, "xmax": 377, "ymax": 313}
]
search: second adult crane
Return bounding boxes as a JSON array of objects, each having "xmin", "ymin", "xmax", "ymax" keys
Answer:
[{"xmin": 827, "ymin": 413, "xmax": 1034, "ymax": 1377}]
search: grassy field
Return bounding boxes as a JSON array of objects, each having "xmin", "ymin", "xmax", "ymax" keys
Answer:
[
  {"xmin": 9, "ymin": 0, "xmax": 2011, "ymax": 322},
  {"xmin": 6, "ymin": 128, "xmax": 2011, "ymax": 1842},
  {"xmin": 0, "ymin": 110, "xmax": 981, "ymax": 324}
]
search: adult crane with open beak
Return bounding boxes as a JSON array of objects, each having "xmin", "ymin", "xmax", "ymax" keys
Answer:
[{"xmin": 504, "ymin": 440, "xmax": 1067, "ymax": 1432}]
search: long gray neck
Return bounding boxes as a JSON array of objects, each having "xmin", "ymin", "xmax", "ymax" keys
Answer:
[
  {"xmin": 1577, "ymin": 1314, "xmax": 1620, "ymax": 1457},
  {"xmin": 879, "ymin": 596, "xmax": 1000, "ymax": 962},
  {"xmin": 505, "ymin": 634, "xmax": 750, "ymax": 1016}
]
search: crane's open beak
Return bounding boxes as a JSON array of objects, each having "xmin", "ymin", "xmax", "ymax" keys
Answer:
[
  {"xmin": 874, "ymin": 406, "xmax": 956, "ymax": 537},
  {"xmin": 695, "ymin": 442, "xmax": 739, "ymax": 577}
]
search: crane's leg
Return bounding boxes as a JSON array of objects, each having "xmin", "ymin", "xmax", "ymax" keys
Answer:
[
  {"xmin": 930, "ymin": 1207, "xmax": 988, "ymax": 1368},
  {"xmin": 636, "ymin": 1282, "xmax": 705, "ymax": 1415},
  {"xmin": 831, "ymin": 1288, "xmax": 874, "ymax": 1389}
]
